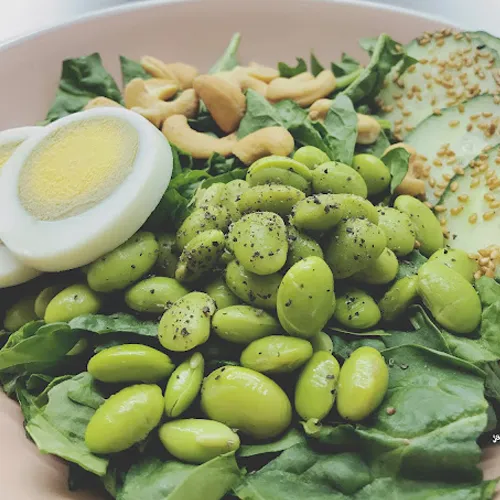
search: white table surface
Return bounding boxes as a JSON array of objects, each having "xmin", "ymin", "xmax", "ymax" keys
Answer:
[{"xmin": 0, "ymin": 0, "xmax": 499, "ymax": 44}]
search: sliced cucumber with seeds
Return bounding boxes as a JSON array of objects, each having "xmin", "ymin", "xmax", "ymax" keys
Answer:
[
  {"xmin": 439, "ymin": 145, "xmax": 500, "ymax": 253},
  {"xmin": 405, "ymin": 94, "xmax": 500, "ymax": 205},
  {"xmin": 377, "ymin": 31, "xmax": 500, "ymax": 139},
  {"xmin": 471, "ymin": 31, "xmax": 500, "ymax": 57}
]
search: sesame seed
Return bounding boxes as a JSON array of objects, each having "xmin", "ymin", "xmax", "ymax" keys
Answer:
[
  {"xmin": 485, "ymin": 269, "xmax": 495, "ymax": 278},
  {"xmin": 466, "ymin": 123, "xmax": 473, "ymax": 132},
  {"xmin": 433, "ymin": 159, "xmax": 443, "ymax": 167},
  {"xmin": 453, "ymin": 166, "xmax": 465, "ymax": 175},
  {"xmin": 470, "ymin": 114, "xmax": 480, "ymax": 121},
  {"xmin": 449, "ymin": 120, "xmax": 460, "ymax": 127},
  {"xmin": 450, "ymin": 181, "xmax": 459, "ymax": 192},
  {"xmin": 433, "ymin": 108, "xmax": 442, "ymax": 115},
  {"xmin": 470, "ymin": 179, "xmax": 480, "ymax": 188},
  {"xmin": 489, "ymin": 200, "xmax": 500, "ymax": 209},
  {"xmin": 482, "ymin": 111, "xmax": 493, "ymax": 118},
  {"xmin": 424, "ymin": 201, "xmax": 434, "ymax": 209},
  {"xmin": 483, "ymin": 211, "xmax": 496, "ymax": 221},
  {"xmin": 450, "ymin": 206, "xmax": 464, "ymax": 216},
  {"xmin": 429, "ymin": 177, "xmax": 436, "ymax": 188},
  {"xmin": 434, "ymin": 205, "xmax": 447, "ymax": 212},
  {"xmin": 474, "ymin": 270, "xmax": 483, "ymax": 279},
  {"xmin": 458, "ymin": 194, "xmax": 469, "ymax": 202},
  {"xmin": 468, "ymin": 213, "xmax": 478, "ymax": 224}
]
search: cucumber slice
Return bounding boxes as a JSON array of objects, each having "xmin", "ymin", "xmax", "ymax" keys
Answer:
[
  {"xmin": 377, "ymin": 31, "xmax": 500, "ymax": 139},
  {"xmin": 439, "ymin": 145, "xmax": 500, "ymax": 254},
  {"xmin": 471, "ymin": 31, "xmax": 500, "ymax": 57},
  {"xmin": 405, "ymin": 94, "xmax": 500, "ymax": 205}
]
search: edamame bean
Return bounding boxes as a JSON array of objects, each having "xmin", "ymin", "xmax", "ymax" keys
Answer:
[
  {"xmin": 376, "ymin": 207, "xmax": 416, "ymax": 257},
  {"xmin": 286, "ymin": 226, "xmax": 324, "ymax": 268},
  {"xmin": 175, "ymin": 229, "xmax": 225, "ymax": 283},
  {"xmin": 156, "ymin": 233, "xmax": 180, "ymax": 278},
  {"xmin": 352, "ymin": 248, "xmax": 399, "ymax": 285},
  {"xmin": 312, "ymin": 162, "xmax": 368, "ymax": 198},
  {"xmin": 291, "ymin": 194, "xmax": 344, "ymax": 231},
  {"xmin": 159, "ymin": 292, "xmax": 216, "ymax": 352},
  {"xmin": 223, "ymin": 179, "xmax": 250, "ymax": 202},
  {"xmin": 310, "ymin": 331, "xmax": 334, "ymax": 353},
  {"xmin": 277, "ymin": 257, "xmax": 336, "ymax": 338},
  {"xmin": 87, "ymin": 232, "xmax": 159, "ymax": 292},
  {"xmin": 204, "ymin": 277, "xmax": 240, "ymax": 309},
  {"xmin": 85, "ymin": 384, "xmax": 163, "ymax": 454},
  {"xmin": 428, "ymin": 248, "xmax": 478, "ymax": 283},
  {"xmin": 88, "ymin": 344, "xmax": 175, "ymax": 383},
  {"xmin": 44, "ymin": 284, "xmax": 101, "ymax": 323},
  {"xmin": 336, "ymin": 346, "xmax": 389, "ymax": 421},
  {"xmin": 201, "ymin": 366, "xmax": 292, "ymax": 440},
  {"xmin": 212, "ymin": 305, "xmax": 280, "ymax": 344},
  {"xmin": 379, "ymin": 275, "xmax": 419, "ymax": 322},
  {"xmin": 295, "ymin": 351, "xmax": 340, "ymax": 421},
  {"xmin": 34, "ymin": 285, "xmax": 65, "ymax": 319},
  {"xmin": 229, "ymin": 212, "xmax": 288, "ymax": 275},
  {"xmin": 394, "ymin": 195, "xmax": 443, "ymax": 257},
  {"xmin": 352, "ymin": 154, "xmax": 391, "ymax": 196},
  {"xmin": 293, "ymin": 146, "xmax": 330, "ymax": 169},
  {"xmin": 164, "ymin": 352, "xmax": 204, "ymax": 418},
  {"xmin": 125, "ymin": 277, "xmax": 189, "ymax": 313},
  {"xmin": 246, "ymin": 155, "xmax": 312, "ymax": 192},
  {"xmin": 335, "ymin": 194, "xmax": 378, "ymax": 224},
  {"xmin": 194, "ymin": 183, "xmax": 227, "ymax": 208},
  {"xmin": 176, "ymin": 206, "xmax": 231, "ymax": 250},
  {"xmin": 334, "ymin": 288, "xmax": 381, "ymax": 330},
  {"xmin": 3, "ymin": 296, "xmax": 37, "ymax": 332},
  {"xmin": 240, "ymin": 335, "xmax": 313, "ymax": 374},
  {"xmin": 417, "ymin": 261, "xmax": 481, "ymax": 334},
  {"xmin": 159, "ymin": 419, "xmax": 240, "ymax": 464},
  {"xmin": 237, "ymin": 185, "xmax": 305, "ymax": 216},
  {"xmin": 225, "ymin": 261, "xmax": 281, "ymax": 310},
  {"xmin": 325, "ymin": 218, "xmax": 386, "ymax": 279}
]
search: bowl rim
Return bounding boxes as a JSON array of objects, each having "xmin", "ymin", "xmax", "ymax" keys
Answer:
[{"xmin": 0, "ymin": 0, "xmax": 460, "ymax": 54}]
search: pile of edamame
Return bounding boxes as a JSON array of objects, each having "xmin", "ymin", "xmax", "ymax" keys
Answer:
[{"xmin": 3, "ymin": 148, "xmax": 484, "ymax": 465}]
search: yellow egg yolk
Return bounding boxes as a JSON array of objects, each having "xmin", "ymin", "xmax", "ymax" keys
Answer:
[
  {"xmin": 19, "ymin": 117, "xmax": 139, "ymax": 221},
  {"xmin": 0, "ymin": 141, "xmax": 21, "ymax": 171}
]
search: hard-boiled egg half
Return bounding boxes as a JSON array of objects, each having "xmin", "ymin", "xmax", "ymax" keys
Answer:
[
  {"xmin": 0, "ymin": 108, "xmax": 172, "ymax": 272},
  {"xmin": 0, "ymin": 126, "xmax": 44, "ymax": 287}
]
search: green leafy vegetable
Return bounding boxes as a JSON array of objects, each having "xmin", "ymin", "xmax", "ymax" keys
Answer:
[
  {"xmin": 69, "ymin": 313, "xmax": 158, "ymax": 337},
  {"xmin": 119, "ymin": 55, "xmax": 152, "ymax": 86},
  {"xmin": 238, "ymin": 90, "xmax": 283, "ymax": 138},
  {"xmin": 332, "ymin": 53, "xmax": 362, "ymax": 77},
  {"xmin": 381, "ymin": 146, "xmax": 410, "ymax": 193},
  {"xmin": 26, "ymin": 373, "xmax": 108, "ymax": 476},
  {"xmin": 355, "ymin": 129, "xmax": 390, "ymax": 158},
  {"xmin": 310, "ymin": 52, "xmax": 324, "ymax": 76},
  {"xmin": 396, "ymin": 250, "xmax": 428, "ymax": 280},
  {"xmin": 44, "ymin": 53, "xmax": 122, "ymax": 123},
  {"xmin": 239, "ymin": 429, "xmax": 305, "ymax": 458},
  {"xmin": 278, "ymin": 58, "xmax": 307, "ymax": 77},
  {"xmin": 274, "ymin": 100, "xmax": 308, "ymax": 129},
  {"xmin": 342, "ymin": 34, "xmax": 412, "ymax": 104},
  {"xmin": 209, "ymin": 33, "xmax": 241, "ymax": 74},
  {"xmin": 117, "ymin": 453, "xmax": 242, "ymax": 500},
  {"xmin": 335, "ymin": 69, "xmax": 364, "ymax": 90}
]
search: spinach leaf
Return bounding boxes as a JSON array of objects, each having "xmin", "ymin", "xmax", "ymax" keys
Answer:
[
  {"xmin": 335, "ymin": 68, "xmax": 363, "ymax": 90},
  {"xmin": 278, "ymin": 58, "xmax": 307, "ymax": 77},
  {"xmin": 310, "ymin": 52, "xmax": 324, "ymax": 76},
  {"xmin": 202, "ymin": 168, "xmax": 247, "ymax": 188},
  {"xmin": 381, "ymin": 146, "xmax": 410, "ymax": 193},
  {"xmin": 119, "ymin": 55, "xmax": 152, "ymax": 86},
  {"xmin": 331, "ymin": 53, "xmax": 361, "ymax": 77},
  {"xmin": 239, "ymin": 429, "xmax": 305, "ymax": 458},
  {"xmin": 44, "ymin": 53, "xmax": 122, "ymax": 123},
  {"xmin": 238, "ymin": 90, "xmax": 283, "ymax": 138},
  {"xmin": 26, "ymin": 373, "xmax": 108, "ymax": 476},
  {"xmin": 274, "ymin": 100, "xmax": 308, "ymax": 129},
  {"xmin": 342, "ymin": 34, "xmax": 409, "ymax": 105},
  {"xmin": 209, "ymin": 33, "xmax": 241, "ymax": 74},
  {"xmin": 69, "ymin": 313, "xmax": 158, "ymax": 337},
  {"xmin": 206, "ymin": 153, "xmax": 237, "ymax": 175},
  {"xmin": 359, "ymin": 37, "xmax": 379, "ymax": 55},
  {"xmin": 0, "ymin": 322, "xmax": 80, "ymax": 371},
  {"xmin": 355, "ymin": 129, "xmax": 390, "ymax": 158},
  {"xmin": 396, "ymin": 250, "xmax": 428, "ymax": 280},
  {"xmin": 289, "ymin": 121, "xmax": 331, "ymax": 156},
  {"xmin": 118, "ymin": 453, "xmax": 242, "ymax": 500}
]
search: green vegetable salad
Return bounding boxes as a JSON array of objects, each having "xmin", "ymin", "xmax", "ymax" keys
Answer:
[{"xmin": 0, "ymin": 29, "xmax": 500, "ymax": 500}]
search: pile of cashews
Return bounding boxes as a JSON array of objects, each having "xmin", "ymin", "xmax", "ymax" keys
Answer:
[{"xmin": 85, "ymin": 55, "xmax": 421, "ymax": 193}]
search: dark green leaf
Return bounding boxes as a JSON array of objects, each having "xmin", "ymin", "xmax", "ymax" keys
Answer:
[
  {"xmin": 44, "ymin": 53, "xmax": 122, "ymax": 123},
  {"xmin": 274, "ymin": 100, "xmax": 308, "ymax": 129},
  {"xmin": 355, "ymin": 129, "xmax": 390, "ymax": 158},
  {"xmin": 26, "ymin": 373, "xmax": 108, "ymax": 476},
  {"xmin": 342, "ymin": 34, "xmax": 408, "ymax": 104},
  {"xmin": 381, "ymin": 146, "xmax": 410, "ymax": 193},
  {"xmin": 119, "ymin": 55, "xmax": 152, "ymax": 86},
  {"xmin": 395, "ymin": 250, "xmax": 428, "ymax": 280},
  {"xmin": 69, "ymin": 313, "xmax": 158, "ymax": 337},
  {"xmin": 310, "ymin": 53, "xmax": 324, "ymax": 76},
  {"xmin": 237, "ymin": 90, "xmax": 283, "ymax": 138},
  {"xmin": 278, "ymin": 58, "xmax": 307, "ymax": 78},
  {"xmin": 239, "ymin": 429, "xmax": 305, "ymax": 458},
  {"xmin": 202, "ymin": 168, "xmax": 247, "ymax": 188},
  {"xmin": 209, "ymin": 33, "xmax": 241, "ymax": 74},
  {"xmin": 359, "ymin": 37, "xmax": 379, "ymax": 55},
  {"xmin": 118, "ymin": 453, "xmax": 242, "ymax": 500},
  {"xmin": 331, "ymin": 53, "xmax": 362, "ymax": 77},
  {"xmin": 335, "ymin": 68, "xmax": 363, "ymax": 90},
  {"xmin": 206, "ymin": 153, "xmax": 236, "ymax": 175},
  {"xmin": 289, "ymin": 121, "xmax": 331, "ymax": 156}
]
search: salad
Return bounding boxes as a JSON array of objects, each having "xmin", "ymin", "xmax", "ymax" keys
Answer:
[{"xmin": 0, "ymin": 29, "xmax": 499, "ymax": 500}]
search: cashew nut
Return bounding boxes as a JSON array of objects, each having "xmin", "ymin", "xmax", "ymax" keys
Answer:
[
  {"xmin": 193, "ymin": 75, "xmax": 246, "ymax": 133},
  {"xmin": 217, "ymin": 67, "xmax": 268, "ymax": 96},
  {"xmin": 162, "ymin": 114, "xmax": 237, "ymax": 159},
  {"xmin": 84, "ymin": 97, "xmax": 122, "ymax": 110},
  {"xmin": 124, "ymin": 78, "xmax": 178, "ymax": 109},
  {"xmin": 356, "ymin": 114, "xmax": 382, "ymax": 145},
  {"xmin": 384, "ymin": 143, "xmax": 426, "ymax": 198},
  {"xmin": 247, "ymin": 62, "xmax": 279, "ymax": 83},
  {"xmin": 140, "ymin": 56, "xmax": 198, "ymax": 89},
  {"xmin": 134, "ymin": 89, "xmax": 199, "ymax": 128},
  {"xmin": 267, "ymin": 70, "xmax": 336, "ymax": 107},
  {"xmin": 308, "ymin": 98, "xmax": 332, "ymax": 121},
  {"xmin": 232, "ymin": 127, "xmax": 295, "ymax": 165},
  {"xmin": 290, "ymin": 72, "xmax": 315, "ymax": 82}
]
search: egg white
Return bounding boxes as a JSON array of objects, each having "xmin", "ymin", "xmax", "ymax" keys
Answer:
[
  {"xmin": 0, "ymin": 108, "xmax": 173, "ymax": 272},
  {"xmin": 0, "ymin": 126, "xmax": 43, "ymax": 288}
]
